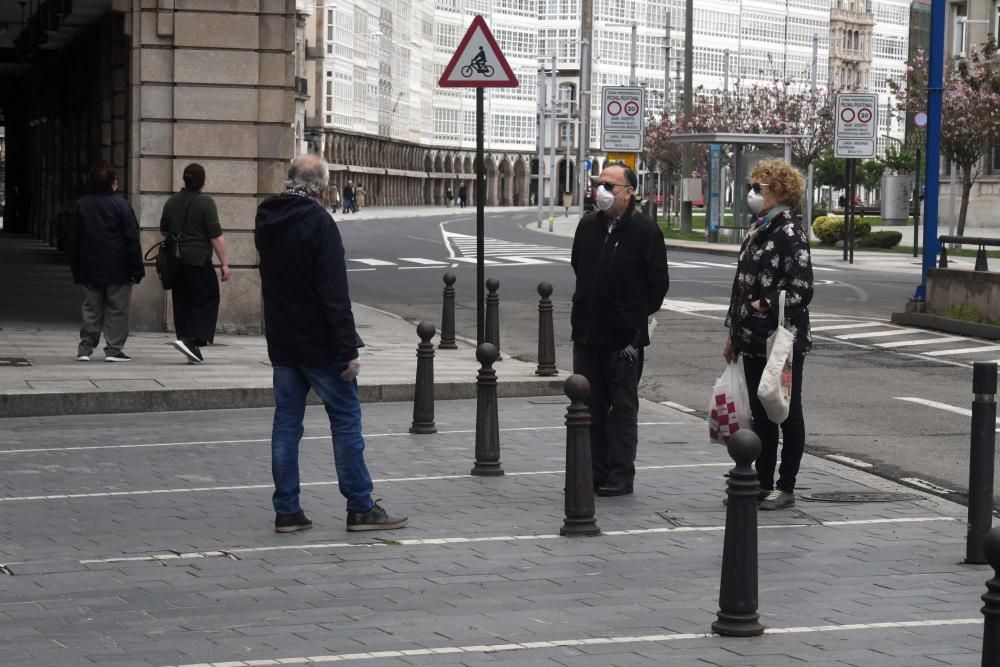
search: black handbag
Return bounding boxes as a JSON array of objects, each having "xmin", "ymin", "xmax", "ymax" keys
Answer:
[{"xmin": 146, "ymin": 196, "xmax": 194, "ymax": 290}]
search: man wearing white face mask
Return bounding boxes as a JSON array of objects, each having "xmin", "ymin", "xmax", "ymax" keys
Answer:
[
  {"xmin": 724, "ymin": 159, "xmax": 814, "ymax": 511},
  {"xmin": 570, "ymin": 163, "xmax": 670, "ymax": 497}
]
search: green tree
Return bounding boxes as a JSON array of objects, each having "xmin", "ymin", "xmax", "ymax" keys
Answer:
[
  {"xmin": 813, "ymin": 149, "xmax": 846, "ymax": 189},
  {"xmin": 857, "ymin": 159, "xmax": 885, "ymax": 194}
]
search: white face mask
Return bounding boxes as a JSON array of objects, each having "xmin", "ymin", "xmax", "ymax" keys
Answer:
[
  {"xmin": 595, "ymin": 186, "xmax": 616, "ymax": 211},
  {"xmin": 746, "ymin": 190, "xmax": 766, "ymax": 215}
]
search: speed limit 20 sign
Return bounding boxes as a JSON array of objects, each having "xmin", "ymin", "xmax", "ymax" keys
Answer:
[
  {"xmin": 601, "ymin": 86, "xmax": 644, "ymax": 151},
  {"xmin": 834, "ymin": 93, "xmax": 878, "ymax": 159}
]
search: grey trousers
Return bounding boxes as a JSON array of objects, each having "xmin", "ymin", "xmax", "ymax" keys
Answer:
[{"xmin": 78, "ymin": 283, "xmax": 133, "ymax": 356}]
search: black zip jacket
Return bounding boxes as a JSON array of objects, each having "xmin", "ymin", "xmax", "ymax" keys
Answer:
[
  {"xmin": 255, "ymin": 193, "xmax": 364, "ymax": 366},
  {"xmin": 570, "ymin": 205, "xmax": 669, "ymax": 348},
  {"xmin": 70, "ymin": 193, "xmax": 144, "ymax": 286}
]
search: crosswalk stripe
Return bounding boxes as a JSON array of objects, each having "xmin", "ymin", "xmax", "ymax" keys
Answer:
[
  {"xmin": 452, "ymin": 257, "xmax": 505, "ymax": 265},
  {"xmin": 836, "ymin": 329, "xmax": 915, "ymax": 340},
  {"xmin": 923, "ymin": 345, "xmax": 1000, "ymax": 357},
  {"xmin": 350, "ymin": 258, "xmax": 397, "ymax": 266},
  {"xmin": 684, "ymin": 261, "xmax": 735, "ymax": 269},
  {"xmin": 661, "ymin": 299, "xmax": 730, "ymax": 312},
  {"xmin": 495, "ymin": 256, "xmax": 553, "ymax": 265},
  {"xmin": 811, "ymin": 266, "xmax": 839, "ymax": 272},
  {"xmin": 811, "ymin": 322, "xmax": 883, "ymax": 332},
  {"xmin": 876, "ymin": 336, "xmax": 966, "ymax": 349},
  {"xmin": 399, "ymin": 257, "xmax": 448, "ymax": 265}
]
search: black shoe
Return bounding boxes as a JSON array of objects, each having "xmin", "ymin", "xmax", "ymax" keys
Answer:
[
  {"xmin": 346, "ymin": 502, "xmax": 408, "ymax": 531},
  {"xmin": 724, "ymin": 488, "xmax": 771, "ymax": 506},
  {"xmin": 275, "ymin": 510, "xmax": 313, "ymax": 533},
  {"xmin": 105, "ymin": 352, "xmax": 131, "ymax": 362},
  {"xmin": 596, "ymin": 482, "xmax": 633, "ymax": 497},
  {"xmin": 173, "ymin": 339, "xmax": 203, "ymax": 364}
]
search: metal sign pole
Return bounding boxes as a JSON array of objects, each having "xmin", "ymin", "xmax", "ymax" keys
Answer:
[{"xmin": 476, "ymin": 87, "xmax": 485, "ymax": 346}]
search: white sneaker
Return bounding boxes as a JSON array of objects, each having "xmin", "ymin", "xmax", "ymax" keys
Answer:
[
  {"xmin": 172, "ymin": 339, "xmax": 202, "ymax": 364},
  {"xmin": 76, "ymin": 354, "xmax": 90, "ymax": 362}
]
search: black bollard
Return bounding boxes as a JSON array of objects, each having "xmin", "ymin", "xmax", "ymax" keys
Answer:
[
  {"xmin": 939, "ymin": 244, "xmax": 949, "ymax": 268},
  {"xmin": 471, "ymin": 342, "xmax": 503, "ymax": 476},
  {"xmin": 535, "ymin": 282, "xmax": 558, "ymax": 377},
  {"xmin": 561, "ymin": 375, "xmax": 600, "ymax": 537},
  {"xmin": 409, "ymin": 321, "xmax": 437, "ymax": 434},
  {"xmin": 967, "ymin": 362, "xmax": 997, "ymax": 564},
  {"xmin": 976, "ymin": 245, "xmax": 990, "ymax": 272},
  {"xmin": 484, "ymin": 277, "xmax": 502, "ymax": 360},
  {"xmin": 439, "ymin": 273, "xmax": 458, "ymax": 350},
  {"xmin": 712, "ymin": 429, "xmax": 765, "ymax": 638},
  {"xmin": 982, "ymin": 527, "xmax": 1000, "ymax": 665}
]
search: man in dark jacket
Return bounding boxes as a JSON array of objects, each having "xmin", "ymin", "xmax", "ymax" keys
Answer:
[
  {"xmin": 255, "ymin": 154, "xmax": 407, "ymax": 534},
  {"xmin": 571, "ymin": 163, "xmax": 669, "ymax": 496},
  {"xmin": 70, "ymin": 161, "xmax": 144, "ymax": 362}
]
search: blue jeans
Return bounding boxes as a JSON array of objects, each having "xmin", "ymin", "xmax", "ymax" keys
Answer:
[{"xmin": 271, "ymin": 363, "xmax": 375, "ymax": 515}]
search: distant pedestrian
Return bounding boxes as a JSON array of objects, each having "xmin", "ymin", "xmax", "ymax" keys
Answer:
[
  {"xmin": 70, "ymin": 161, "xmax": 144, "ymax": 362},
  {"xmin": 355, "ymin": 183, "xmax": 366, "ymax": 210},
  {"xmin": 342, "ymin": 181, "xmax": 356, "ymax": 214},
  {"xmin": 446, "ymin": 186, "xmax": 454, "ymax": 207},
  {"xmin": 724, "ymin": 158, "xmax": 814, "ymax": 511},
  {"xmin": 159, "ymin": 163, "xmax": 230, "ymax": 365},
  {"xmin": 571, "ymin": 163, "xmax": 670, "ymax": 497},
  {"xmin": 254, "ymin": 154, "xmax": 408, "ymax": 534},
  {"xmin": 458, "ymin": 183, "xmax": 468, "ymax": 208},
  {"xmin": 329, "ymin": 184, "xmax": 341, "ymax": 210}
]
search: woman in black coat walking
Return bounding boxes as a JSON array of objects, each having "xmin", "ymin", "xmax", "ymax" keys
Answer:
[{"xmin": 70, "ymin": 161, "xmax": 145, "ymax": 362}]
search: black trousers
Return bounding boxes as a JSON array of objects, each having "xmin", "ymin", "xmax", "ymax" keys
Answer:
[
  {"xmin": 171, "ymin": 263, "xmax": 219, "ymax": 346},
  {"xmin": 742, "ymin": 353, "xmax": 806, "ymax": 493},
  {"xmin": 573, "ymin": 342, "xmax": 643, "ymax": 487}
]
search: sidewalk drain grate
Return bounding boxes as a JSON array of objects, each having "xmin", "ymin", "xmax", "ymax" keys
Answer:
[
  {"xmin": 800, "ymin": 491, "xmax": 919, "ymax": 503},
  {"xmin": 0, "ymin": 357, "xmax": 30, "ymax": 367}
]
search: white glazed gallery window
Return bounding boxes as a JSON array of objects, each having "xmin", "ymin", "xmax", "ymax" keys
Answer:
[
  {"xmin": 436, "ymin": 24, "xmax": 459, "ymax": 50},
  {"xmin": 595, "ymin": 0, "xmax": 629, "ymax": 23},
  {"xmin": 597, "ymin": 30, "xmax": 629, "ymax": 68}
]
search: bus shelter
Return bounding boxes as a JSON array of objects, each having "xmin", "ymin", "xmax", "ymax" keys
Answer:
[{"xmin": 664, "ymin": 133, "xmax": 808, "ymax": 242}]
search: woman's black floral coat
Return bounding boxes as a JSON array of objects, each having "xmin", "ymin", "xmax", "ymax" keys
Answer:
[{"xmin": 725, "ymin": 209, "xmax": 814, "ymax": 358}]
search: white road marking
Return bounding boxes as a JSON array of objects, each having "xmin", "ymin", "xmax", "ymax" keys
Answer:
[
  {"xmin": 825, "ymin": 454, "xmax": 874, "ymax": 469},
  {"xmin": 398, "ymin": 257, "xmax": 448, "ymax": 265},
  {"xmin": 451, "ymin": 257, "xmax": 505, "ymax": 265},
  {"xmin": 0, "ymin": 461, "xmax": 723, "ymax": 502},
  {"xmin": 876, "ymin": 336, "xmax": 966, "ymax": 348},
  {"xmin": 901, "ymin": 478, "xmax": 957, "ymax": 495},
  {"xmin": 158, "ymin": 618, "xmax": 982, "ymax": 666},
  {"xmin": 835, "ymin": 329, "xmax": 913, "ymax": 340},
  {"xmin": 810, "ymin": 322, "xmax": 883, "ymax": 332},
  {"xmin": 895, "ymin": 396, "xmax": 976, "ymax": 419},
  {"xmin": 924, "ymin": 345, "xmax": 1000, "ymax": 356},
  {"xmin": 684, "ymin": 261, "xmax": 736, "ymax": 269},
  {"xmin": 398, "ymin": 265, "xmax": 445, "ymax": 270},
  {"xmin": 349, "ymin": 258, "xmax": 397, "ymax": 266},
  {"xmin": 810, "ymin": 265, "xmax": 840, "ymax": 272},
  {"xmin": 346, "ymin": 268, "xmax": 376, "ymax": 272},
  {"xmin": 659, "ymin": 400, "xmax": 696, "ymax": 413},
  {"xmin": 81, "ymin": 516, "xmax": 956, "ymax": 565},
  {"xmin": 661, "ymin": 299, "xmax": 730, "ymax": 313},
  {"xmin": 0, "ymin": 422, "xmax": 683, "ymax": 455},
  {"xmin": 494, "ymin": 255, "xmax": 553, "ymax": 265}
]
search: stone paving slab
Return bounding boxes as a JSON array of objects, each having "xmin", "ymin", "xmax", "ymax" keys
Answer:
[
  {"xmin": 0, "ymin": 398, "xmax": 992, "ymax": 665},
  {"xmin": 0, "ymin": 303, "xmax": 561, "ymax": 417}
]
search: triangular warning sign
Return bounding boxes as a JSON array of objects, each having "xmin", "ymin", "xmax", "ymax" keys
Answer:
[{"xmin": 438, "ymin": 16, "xmax": 519, "ymax": 88}]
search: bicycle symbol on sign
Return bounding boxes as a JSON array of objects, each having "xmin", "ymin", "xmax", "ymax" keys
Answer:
[{"xmin": 461, "ymin": 47, "xmax": 495, "ymax": 77}]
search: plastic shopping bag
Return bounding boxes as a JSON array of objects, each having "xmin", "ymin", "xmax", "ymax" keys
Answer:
[
  {"xmin": 758, "ymin": 290, "xmax": 794, "ymax": 424},
  {"xmin": 708, "ymin": 357, "xmax": 752, "ymax": 445}
]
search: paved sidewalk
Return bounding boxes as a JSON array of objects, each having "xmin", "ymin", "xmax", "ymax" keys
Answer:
[
  {"xmin": 0, "ymin": 397, "xmax": 990, "ymax": 666},
  {"xmin": 0, "ymin": 303, "xmax": 561, "ymax": 418}
]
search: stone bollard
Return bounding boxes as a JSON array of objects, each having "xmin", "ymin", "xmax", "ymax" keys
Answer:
[
  {"xmin": 535, "ymin": 282, "xmax": 558, "ymax": 377},
  {"xmin": 967, "ymin": 362, "xmax": 997, "ymax": 564},
  {"xmin": 409, "ymin": 321, "xmax": 437, "ymax": 434},
  {"xmin": 560, "ymin": 375, "xmax": 600, "ymax": 537},
  {"xmin": 439, "ymin": 273, "xmax": 458, "ymax": 350},
  {"xmin": 982, "ymin": 527, "xmax": 1000, "ymax": 665},
  {"xmin": 712, "ymin": 429, "xmax": 765, "ymax": 637},
  {"xmin": 484, "ymin": 277, "xmax": 502, "ymax": 360},
  {"xmin": 471, "ymin": 342, "xmax": 503, "ymax": 476}
]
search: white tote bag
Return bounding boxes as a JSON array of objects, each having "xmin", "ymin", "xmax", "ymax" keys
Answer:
[{"xmin": 757, "ymin": 290, "xmax": 794, "ymax": 424}]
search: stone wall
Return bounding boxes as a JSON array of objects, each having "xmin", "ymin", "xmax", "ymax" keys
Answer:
[
  {"xmin": 128, "ymin": 0, "xmax": 297, "ymax": 334},
  {"xmin": 927, "ymin": 268, "xmax": 1000, "ymax": 323}
]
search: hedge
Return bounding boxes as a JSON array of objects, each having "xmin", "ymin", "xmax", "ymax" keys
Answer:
[
  {"xmin": 856, "ymin": 230, "xmax": 903, "ymax": 248},
  {"xmin": 812, "ymin": 215, "xmax": 871, "ymax": 245}
]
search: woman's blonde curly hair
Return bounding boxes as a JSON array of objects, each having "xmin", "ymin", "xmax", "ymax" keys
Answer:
[{"xmin": 750, "ymin": 159, "xmax": 805, "ymax": 207}]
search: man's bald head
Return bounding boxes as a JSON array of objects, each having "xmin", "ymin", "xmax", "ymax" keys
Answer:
[{"xmin": 285, "ymin": 154, "xmax": 329, "ymax": 197}]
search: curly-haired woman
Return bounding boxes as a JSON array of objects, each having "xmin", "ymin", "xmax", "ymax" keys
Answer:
[{"xmin": 724, "ymin": 158, "xmax": 814, "ymax": 510}]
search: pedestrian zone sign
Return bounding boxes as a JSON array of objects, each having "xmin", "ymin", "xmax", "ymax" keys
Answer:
[
  {"xmin": 438, "ymin": 16, "xmax": 518, "ymax": 88},
  {"xmin": 834, "ymin": 93, "xmax": 878, "ymax": 159},
  {"xmin": 601, "ymin": 86, "xmax": 645, "ymax": 151}
]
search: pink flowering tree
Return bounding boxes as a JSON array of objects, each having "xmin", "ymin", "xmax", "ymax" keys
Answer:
[{"xmin": 891, "ymin": 42, "xmax": 1000, "ymax": 236}]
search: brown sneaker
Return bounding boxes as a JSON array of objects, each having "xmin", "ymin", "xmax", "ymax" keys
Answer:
[{"xmin": 346, "ymin": 503, "xmax": 408, "ymax": 531}]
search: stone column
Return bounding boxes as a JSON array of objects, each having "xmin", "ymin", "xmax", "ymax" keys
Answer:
[{"xmin": 129, "ymin": 0, "xmax": 296, "ymax": 335}]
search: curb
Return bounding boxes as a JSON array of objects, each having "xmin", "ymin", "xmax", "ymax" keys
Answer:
[
  {"xmin": 890, "ymin": 311, "xmax": 1000, "ymax": 340},
  {"xmin": 664, "ymin": 240, "xmax": 740, "ymax": 257},
  {"xmin": 0, "ymin": 379, "xmax": 566, "ymax": 419}
]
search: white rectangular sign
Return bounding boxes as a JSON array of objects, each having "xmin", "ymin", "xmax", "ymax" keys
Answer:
[
  {"xmin": 834, "ymin": 93, "xmax": 878, "ymax": 159},
  {"xmin": 601, "ymin": 86, "xmax": 644, "ymax": 151}
]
